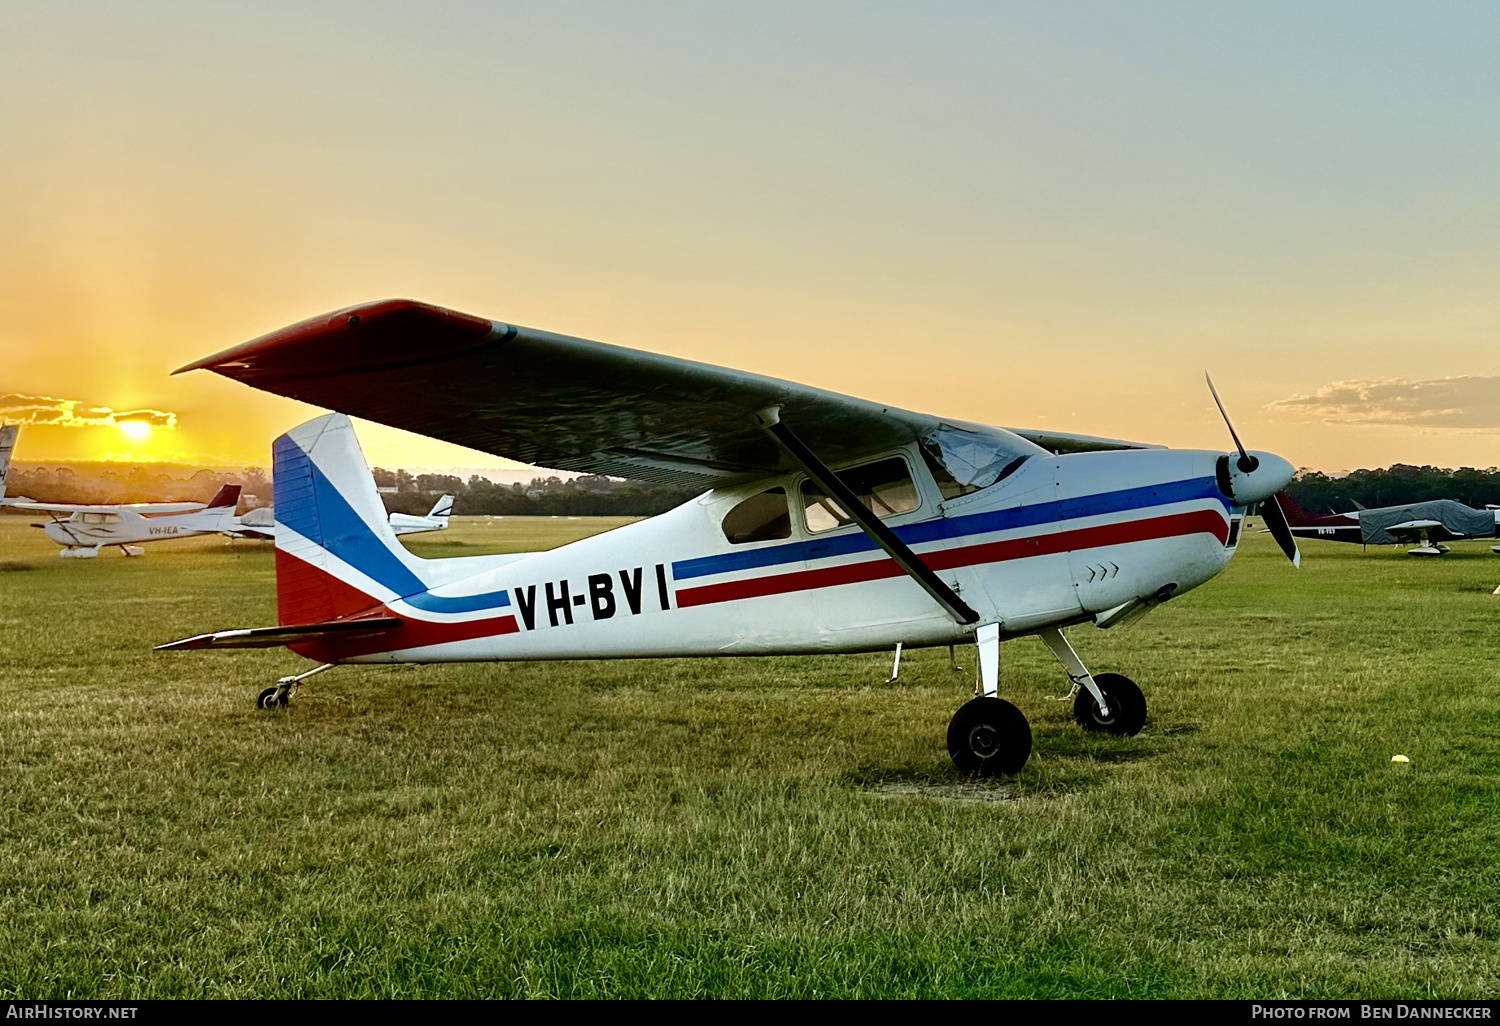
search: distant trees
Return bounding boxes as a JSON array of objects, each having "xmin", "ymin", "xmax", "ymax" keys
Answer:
[
  {"xmin": 381, "ymin": 472, "xmax": 697, "ymax": 517},
  {"xmin": 17, "ymin": 459, "xmax": 1499, "ymax": 520},
  {"xmin": 6, "ymin": 464, "xmax": 257, "ymax": 507},
  {"xmin": 1287, "ymin": 465, "xmax": 1500, "ymax": 512},
  {"xmin": 7, "ymin": 462, "xmax": 696, "ymax": 517}
]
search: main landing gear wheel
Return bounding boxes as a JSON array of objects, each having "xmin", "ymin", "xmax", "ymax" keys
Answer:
[
  {"xmin": 1073, "ymin": 672, "xmax": 1146, "ymax": 736},
  {"xmin": 257, "ymin": 686, "xmax": 289, "ymax": 710},
  {"xmin": 948, "ymin": 697, "xmax": 1032, "ymax": 776}
]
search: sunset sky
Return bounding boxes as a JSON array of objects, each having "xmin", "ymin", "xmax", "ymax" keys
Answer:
[{"xmin": 4, "ymin": 2, "xmax": 1500, "ymax": 473}]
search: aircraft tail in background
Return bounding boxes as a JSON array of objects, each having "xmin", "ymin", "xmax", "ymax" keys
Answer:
[
  {"xmin": 1271, "ymin": 491, "xmax": 1318, "ymax": 527},
  {"xmin": 205, "ymin": 484, "xmax": 241, "ymax": 511},
  {"xmin": 0, "ymin": 424, "xmax": 16, "ymax": 503}
]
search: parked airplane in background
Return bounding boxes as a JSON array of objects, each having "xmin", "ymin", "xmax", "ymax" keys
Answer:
[
  {"xmin": 21, "ymin": 485, "xmax": 242, "ymax": 557},
  {"xmin": 389, "ymin": 494, "xmax": 454, "ymax": 535},
  {"xmin": 226, "ymin": 493, "xmax": 454, "ymax": 539},
  {"xmin": 157, "ymin": 299, "xmax": 1300, "ymax": 776},
  {"xmin": 1271, "ymin": 491, "xmax": 1500, "ymax": 556}
]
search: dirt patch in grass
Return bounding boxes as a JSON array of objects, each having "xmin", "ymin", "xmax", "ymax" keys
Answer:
[{"xmin": 0, "ymin": 561, "xmax": 35, "ymax": 572}]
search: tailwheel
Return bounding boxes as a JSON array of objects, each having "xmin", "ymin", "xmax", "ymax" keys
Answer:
[
  {"xmin": 947, "ymin": 697, "xmax": 1032, "ymax": 776},
  {"xmin": 1073, "ymin": 672, "xmax": 1146, "ymax": 736},
  {"xmin": 256, "ymin": 686, "xmax": 289, "ymax": 710}
]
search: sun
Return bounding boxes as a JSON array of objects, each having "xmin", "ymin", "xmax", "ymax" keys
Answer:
[{"xmin": 118, "ymin": 420, "xmax": 152, "ymax": 442}]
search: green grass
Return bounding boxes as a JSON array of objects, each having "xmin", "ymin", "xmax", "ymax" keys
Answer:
[{"xmin": 0, "ymin": 514, "xmax": 1497, "ymax": 998}]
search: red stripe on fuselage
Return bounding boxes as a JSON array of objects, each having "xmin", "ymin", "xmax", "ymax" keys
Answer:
[
  {"xmin": 278, "ymin": 553, "xmax": 518, "ymax": 662},
  {"xmin": 675, "ymin": 508, "xmax": 1227, "ymax": 609}
]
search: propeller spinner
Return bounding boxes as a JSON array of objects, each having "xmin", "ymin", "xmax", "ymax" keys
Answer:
[{"xmin": 1205, "ymin": 373, "xmax": 1300, "ymax": 568}]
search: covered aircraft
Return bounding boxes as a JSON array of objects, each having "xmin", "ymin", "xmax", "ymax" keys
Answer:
[
  {"xmin": 158, "ymin": 299, "xmax": 1300, "ymax": 776},
  {"xmin": 21, "ymin": 485, "xmax": 242, "ymax": 557},
  {"xmin": 1271, "ymin": 491, "xmax": 1498, "ymax": 556}
]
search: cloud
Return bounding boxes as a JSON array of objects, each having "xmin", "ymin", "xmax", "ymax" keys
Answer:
[
  {"xmin": 0, "ymin": 394, "xmax": 179, "ymax": 430},
  {"xmin": 1270, "ymin": 377, "xmax": 1500, "ymax": 431}
]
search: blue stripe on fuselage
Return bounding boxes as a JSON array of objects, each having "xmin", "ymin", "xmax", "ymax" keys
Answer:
[
  {"xmin": 272, "ymin": 434, "xmax": 510, "ymax": 612},
  {"xmin": 671, "ymin": 476, "xmax": 1228, "ymax": 581}
]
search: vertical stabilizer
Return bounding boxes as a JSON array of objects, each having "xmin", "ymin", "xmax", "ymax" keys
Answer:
[
  {"xmin": 271, "ymin": 414, "xmax": 440, "ymax": 625},
  {"xmin": 0, "ymin": 424, "xmax": 16, "ymax": 502},
  {"xmin": 205, "ymin": 483, "xmax": 242, "ymax": 511},
  {"xmin": 1272, "ymin": 491, "xmax": 1316, "ymax": 526}
]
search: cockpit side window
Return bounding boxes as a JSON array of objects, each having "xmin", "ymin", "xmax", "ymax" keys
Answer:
[
  {"xmin": 722, "ymin": 487, "xmax": 792, "ymax": 544},
  {"xmin": 921, "ymin": 447, "xmax": 974, "ymax": 501},
  {"xmin": 801, "ymin": 457, "xmax": 919, "ymax": 534}
]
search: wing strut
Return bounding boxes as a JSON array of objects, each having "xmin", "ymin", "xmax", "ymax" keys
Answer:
[{"xmin": 755, "ymin": 406, "xmax": 979, "ymax": 625}]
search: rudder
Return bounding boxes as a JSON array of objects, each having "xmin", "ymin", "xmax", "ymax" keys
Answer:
[{"xmin": 272, "ymin": 414, "xmax": 438, "ymax": 625}]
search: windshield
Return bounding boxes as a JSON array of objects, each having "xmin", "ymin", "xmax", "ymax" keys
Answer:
[{"xmin": 920, "ymin": 424, "xmax": 1040, "ymax": 499}]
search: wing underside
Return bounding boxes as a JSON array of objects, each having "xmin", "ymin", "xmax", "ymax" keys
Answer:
[
  {"xmin": 15, "ymin": 501, "xmax": 204, "ymax": 514},
  {"xmin": 177, "ymin": 300, "xmax": 1050, "ymax": 488}
]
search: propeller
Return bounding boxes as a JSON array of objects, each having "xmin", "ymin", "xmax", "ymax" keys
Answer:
[
  {"xmin": 1261, "ymin": 492, "xmax": 1302, "ymax": 569},
  {"xmin": 1205, "ymin": 373, "xmax": 1300, "ymax": 568},
  {"xmin": 1205, "ymin": 372, "xmax": 1258, "ymax": 474}
]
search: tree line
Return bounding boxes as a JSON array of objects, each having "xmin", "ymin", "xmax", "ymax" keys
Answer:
[
  {"xmin": 11, "ymin": 460, "xmax": 1500, "ymax": 518},
  {"xmin": 1284, "ymin": 465, "xmax": 1500, "ymax": 514},
  {"xmin": 5, "ymin": 463, "xmax": 697, "ymax": 517}
]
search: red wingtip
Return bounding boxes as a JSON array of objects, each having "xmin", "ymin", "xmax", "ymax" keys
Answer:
[{"xmin": 174, "ymin": 300, "xmax": 497, "ymax": 378}]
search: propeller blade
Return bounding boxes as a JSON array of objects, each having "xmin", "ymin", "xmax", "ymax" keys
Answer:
[
  {"xmin": 1205, "ymin": 372, "xmax": 1259, "ymax": 473},
  {"xmin": 1261, "ymin": 492, "xmax": 1302, "ymax": 568}
]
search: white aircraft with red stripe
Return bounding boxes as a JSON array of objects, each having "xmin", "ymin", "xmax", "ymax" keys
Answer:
[{"xmin": 158, "ymin": 300, "xmax": 1300, "ymax": 775}]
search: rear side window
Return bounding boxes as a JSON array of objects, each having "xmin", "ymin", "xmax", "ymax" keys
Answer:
[
  {"xmin": 722, "ymin": 488, "xmax": 792, "ymax": 544},
  {"xmin": 801, "ymin": 457, "xmax": 919, "ymax": 533}
]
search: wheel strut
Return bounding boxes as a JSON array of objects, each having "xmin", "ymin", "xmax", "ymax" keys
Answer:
[
  {"xmin": 1037, "ymin": 627, "xmax": 1110, "ymax": 718},
  {"xmin": 947, "ymin": 622, "xmax": 1032, "ymax": 775},
  {"xmin": 256, "ymin": 662, "xmax": 335, "ymax": 710}
]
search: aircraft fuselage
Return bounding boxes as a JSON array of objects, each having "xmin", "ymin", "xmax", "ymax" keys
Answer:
[{"xmin": 288, "ymin": 446, "xmax": 1250, "ymax": 665}]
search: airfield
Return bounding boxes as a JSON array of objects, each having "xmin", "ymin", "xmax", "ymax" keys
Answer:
[{"xmin": 0, "ymin": 514, "xmax": 1496, "ymax": 998}]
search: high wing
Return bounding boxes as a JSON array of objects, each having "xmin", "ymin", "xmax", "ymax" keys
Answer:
[
  {"xmin": 14, "ymin": 501, "xmax": 205, "ymax": 514},
  {"xmin": 176, "ymin": 299, "xmax": 1049, "ymax": 488},
  {"xmin": 1005, "ymin": 429, "xmax": 1163, "ymax": 454}
]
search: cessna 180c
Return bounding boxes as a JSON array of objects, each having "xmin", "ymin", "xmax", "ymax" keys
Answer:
[
  {"xmin": 158, "ymin": 300, "xmax": 1300, "ymax": 775},
  {"xmin": 22, "ymin": 484, "xmax": 241, "ymax": 557}
]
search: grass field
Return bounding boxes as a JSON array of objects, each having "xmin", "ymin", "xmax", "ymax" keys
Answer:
[{"xmin": 1, "ymin": 514, "xmax": 1497, "ymax": 998}]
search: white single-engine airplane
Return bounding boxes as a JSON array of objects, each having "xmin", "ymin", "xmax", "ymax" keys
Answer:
[
  {"xmin": 158, "ymin": 300, "xmax": 1299, "ymax": 775},
  {"xmin": 389, "ymin": 493, "xmax": 455, "ymax": 535},
  {"xmin": 227, "ymin": 493, "xmax": 454, "ymax": 540},
  {"xmin": 22, "ymin": 484, "xmax": 241, "ymax": 557}
]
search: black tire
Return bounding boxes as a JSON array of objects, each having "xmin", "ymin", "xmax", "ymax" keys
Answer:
[
  {"xmin": 1072, "ymin": 672, "xmax": 1146, "ymax": 736},
  {"xmin": 257, "ymin": 686, "xmax": 288, "ymax": 710},
  {"xmin": 947, "ymin": 697, "xmax": 1032, "ymax": 776}
]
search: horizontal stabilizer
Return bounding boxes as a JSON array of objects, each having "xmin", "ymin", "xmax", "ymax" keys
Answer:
[{"xmin": 154, "ymin": 617, "xmax": 402, "ymax": 651}]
